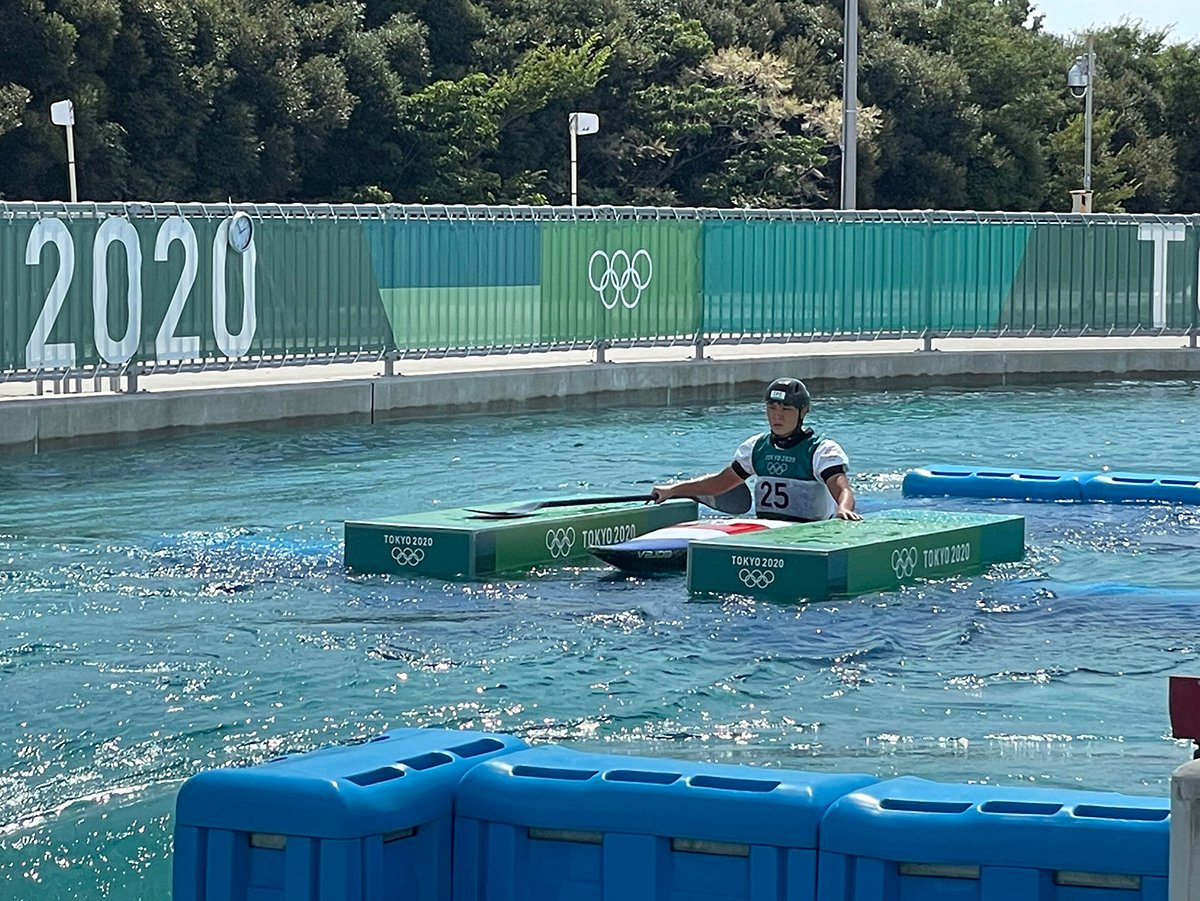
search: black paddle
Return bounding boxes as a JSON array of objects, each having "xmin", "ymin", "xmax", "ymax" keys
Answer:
[
  {"xmin": 465, "ymin": 483, "xmax": 752, "ymax": 519},
  {"xmin": 465, "ymin": 494, "xmax": 651, "ymax": 518}
]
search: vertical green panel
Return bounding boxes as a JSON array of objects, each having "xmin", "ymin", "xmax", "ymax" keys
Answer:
[
  {"xmin": 0, "ymin": 213, "xmax": 393, "ymax": 372},
  {"xmin": 703, "ymin": 220, "xmax": 843, "ymax": 334},
  {"xmin": 540, "ymin": 220, "xmax": 700, "ymax": 342},
  {"xmin": 923, "ymin": 223, "xmax": 1033, "ymax": 332},
  {"xmin": 366, "ymin": 219, "xmax": 541, "ymax": 351},
  {"xmin": 254, "ymin": 218, "xmax": 390, "ymax": 355},
  {"xmin": 1001, "ymin": 223, "xmax": 1155, "ymax": 330},
  {"xmin": 1168, "ymin": 230, "xmax": 1198, "ymax": 330},
  {"xmin": 6, "ymin": 217, "xmax": 100, "ymax": 369},
  {"xmin": 0, "ymin": 224, "xmax": 15, "ymax": 369},
  {"xmin": 703, "ymin": 219, "xmax": 1017, "ymax": 335}
]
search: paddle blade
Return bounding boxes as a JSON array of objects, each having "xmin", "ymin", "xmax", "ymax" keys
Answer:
[
  {"xmin": 697, "ymin": 483, "xmax": 753, "ymax": 515},
  {"xmin": 465, "ymin": 494, "xmax": 652, "ymax": 518}
]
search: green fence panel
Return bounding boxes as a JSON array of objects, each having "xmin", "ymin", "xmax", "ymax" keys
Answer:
[
  {"xmin": 0, "ymin": 211, "xmax": 391, "ymax": 373},
  {"xmin": 256, "ymin": 218, "xmax": 391, "ymax": 355},
  {"xmin": 540, "ymin": 219, "xmax": 701, "ymax": 343},
  {"xmin": 364, "ymin": 218, "xmax": 541, "ymax": 350},
  {"xmin": 701, "ymin": 219, "xmax": 1033, "ymax": 335},
  {"xmin": 3, "ymin": 215, "xmax": 102, "ymax": 370},
  {"xmin": 1000, "ymin": 222, "xmax": 1193, "ymax": 331},
  {"xmin": 1169, "ymin": 227, "xmax": 1200, "ymax": 331},
  {"xmin": 2, "ymin": 206, "xmax": 1196, "ymax": 376},
  {"xmin": 922, "ymin": 222, "xmax": 1034, "ymax": 332}
]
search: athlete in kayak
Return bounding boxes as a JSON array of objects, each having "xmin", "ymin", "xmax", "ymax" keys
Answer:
[{"xmin": 650, "ymin": 377, "xmax": 862, "ymax": 522}]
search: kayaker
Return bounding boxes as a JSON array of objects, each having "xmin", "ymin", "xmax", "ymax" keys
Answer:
[{"xmin": 650, "ymin": 377, "xmax": 862, "ymax": 522}]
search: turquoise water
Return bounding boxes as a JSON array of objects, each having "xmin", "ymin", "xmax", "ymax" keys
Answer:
[{"xmin": 4, "ymin": 381, "xmax": 1200, "ymax": 899}]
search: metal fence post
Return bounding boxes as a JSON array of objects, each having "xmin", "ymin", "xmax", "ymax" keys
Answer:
[
  {"xmin": 1171, "ymin": 759, "xmax": 1200, "ymax": 899},
  {"xmin": 382, "ymin": 350, "xmax": 399, "ymax": 377},
  {"xmin": 124, "ymin": 364, "xmax": 141, "ymax": 394},
  {"xmin": 921, "ymin": 217, "xmax": 936, "ymax": 352}
]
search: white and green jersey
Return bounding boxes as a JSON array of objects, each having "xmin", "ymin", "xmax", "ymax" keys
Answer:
[{"xmin": 731, "ymin": 430, "xmax": 849, "ymax": 521}]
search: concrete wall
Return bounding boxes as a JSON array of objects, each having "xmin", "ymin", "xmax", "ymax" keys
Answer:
[{"xmin": 5, "ymin": 347, "xmax": 1200, "ymax": 453}]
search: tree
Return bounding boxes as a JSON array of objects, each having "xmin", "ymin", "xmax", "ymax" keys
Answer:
[
  {"xmin": 1158, "ymin": 42, "xmax": 1200, "ymax": 212},
  {"xmin": 400, "ymin": 38, "xmax": 611, "ymax": 202},
  {"xmin": 1046, "ymin": 109, "xmax": 1135, "ymax": 211},
  {"xmin": 0, "ymin": 0, "xmax": 1197, "ymax": 208}
]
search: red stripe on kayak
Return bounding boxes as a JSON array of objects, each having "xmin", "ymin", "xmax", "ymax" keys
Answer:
[
  {"xmin": 670, "ymin": 520, "xmax": 767, "ymax": 535},
  {"xmin": 721, "ymin": 522, "xmax": 769, "ymax": 535}
]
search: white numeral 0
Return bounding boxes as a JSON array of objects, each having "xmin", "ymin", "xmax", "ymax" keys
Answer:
[
  {"xmin": 212, "ymin": 217, "xmax": 257, "ymax": 358},
  {"xmin": 93, "ymin": 217, "xmax": 143, "ymax": 365}
]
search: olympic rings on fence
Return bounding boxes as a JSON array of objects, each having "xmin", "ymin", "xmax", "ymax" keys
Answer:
[
  {"xmin": 738, "ymin": 568, "xmax": 776, "ymax": 589},
  {"xmin": 545, "ymin": 527, "xmax": 577, "ymax": 558},
  {"xmin": 891, "ymin": 546, "xmax": 918, "ymax": 578},
  {"xmin": 391, "ymin": 546, "xmax": 426, "ymax": 566},
  {"xmin": 588, "ymin": 249, "xmax": 653, "ymax": 310}
]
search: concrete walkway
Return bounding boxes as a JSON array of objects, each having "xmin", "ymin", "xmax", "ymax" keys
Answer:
[{"xmin": 3, "ymin": 335, "xmax": 1198, "ymax": 452}]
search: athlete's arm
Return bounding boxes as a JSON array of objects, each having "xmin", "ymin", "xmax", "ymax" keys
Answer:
[
  {"xmin": 651, "ymin": 465, "xmax": 746, "ymax": 504},
  {"xmin": 823, "ymin": 470, "xmax": 863, "ymax": 521}
]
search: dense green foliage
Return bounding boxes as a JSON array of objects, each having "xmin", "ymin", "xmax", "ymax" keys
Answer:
[{"xmin": 1, "ymin": 0, "xmax": 1197, "ymax": 210}]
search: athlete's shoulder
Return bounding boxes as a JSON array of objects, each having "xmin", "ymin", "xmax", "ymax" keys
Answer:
[{"xmin": 812, "ymin": 435, "xmax": 849, "ymax": 464}]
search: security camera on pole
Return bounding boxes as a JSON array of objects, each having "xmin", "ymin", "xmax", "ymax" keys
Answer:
[
  {"xmin": 568, "ymin": 112, "xmax": 599, "ymax": 207},
  {"xmin": 50, "ymin": 99, "xmax": 78, "ymax": 202},
  {"xmin": 1066, "ymin": 37, "xmax": 1094, "ymax": 213}
]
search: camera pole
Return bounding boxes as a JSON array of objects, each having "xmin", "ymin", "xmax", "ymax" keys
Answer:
[{"xmin": 1083, "ymin": 35, "xmax": 1093, "ymax": 193}]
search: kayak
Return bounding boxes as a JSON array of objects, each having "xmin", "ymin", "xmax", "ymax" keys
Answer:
[{"xmin": 589, "ymin": 518, "xmax": 793, "ymax": 573}]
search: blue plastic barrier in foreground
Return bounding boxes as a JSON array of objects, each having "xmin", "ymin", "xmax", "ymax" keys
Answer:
[
  {"xmin": 452, "ymin": 746, "xmax": 878, "ymax": 901},
  {"xmin": 172, "ymin": 731, "xmax": 1174, "ymax": 901},
  {"xmin": 816, "ymin": 776, "xmax": 1169, "ymax": 901},
  {"xmin": 172, "ymin": 728, "xmax": 526, "ymax": 901},
  {"xmin": 903, "ymin": 465, "xmax": 1200, "ymax": 505}
]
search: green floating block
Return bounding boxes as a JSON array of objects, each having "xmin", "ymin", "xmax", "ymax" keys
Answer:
[
  {"xmin": 346, "ymin": 499, "xmax": 698, "ymax": 578},
  {"xmin": 687, "ymin": 509, "xmax": 1025, "ymax": 602}
]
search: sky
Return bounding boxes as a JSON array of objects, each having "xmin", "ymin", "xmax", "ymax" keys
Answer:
[{"xmin": 1031, "ymin": 0, "xmax": 1200, "ymax": 44}]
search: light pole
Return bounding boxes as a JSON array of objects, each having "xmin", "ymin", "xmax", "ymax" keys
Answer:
[
  {"xmin": 50, "ymin": 99, "xmax": 78, "ymax": 202},
  {"xmin": 1067, "ymin": 37, "xmax": 1094, "ymax": 212},
  {"xmin": 841, "ymin": 0, "xmax": 859, "ymax": 210},
  {"xmin": 568, "ymin": 112, "xmax": 599, "ymax": 207}
]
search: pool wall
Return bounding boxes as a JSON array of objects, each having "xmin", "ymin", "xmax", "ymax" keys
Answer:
[{"xmin": 7, "ymin": 342, "xmax": 1200, "ymax": 453}]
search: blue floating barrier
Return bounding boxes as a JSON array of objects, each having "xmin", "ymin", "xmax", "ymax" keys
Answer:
[
  {"xmin": 902, "ymin": 466, "xmax": 1095, "ymax": 501},
  {"xmin": 172, "ymin": 728, "xmax": 525, "ymax": 901},
  {"xmin": 815, "ymin": 776, "xmax": 1169, "ymax": 901},
  {"xmin": 453, "ymin": 746, "xmax": 876, "ymax": 901},
  {"xmin": 1083, "ymin": 472, "xmax": 1200, "ymax": 504}
]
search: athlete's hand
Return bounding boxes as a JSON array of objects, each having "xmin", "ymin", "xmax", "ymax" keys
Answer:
[
  {"xmin": 836, "ymin": 507, "xmax": 863, "ymax": 521},
  {"xmin": 650, "ymin": 485, "xmax": 675, "ymax": 504}
]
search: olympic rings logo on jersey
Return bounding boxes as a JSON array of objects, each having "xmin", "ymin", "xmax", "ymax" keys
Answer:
[
  {"xmin": 546, "ymin": 527, "xmax": 577, "ymax": 558},
  {"xmin": 765, "ymin": 461, "xmax": 789, "ymax": 476},
  {"xmin": 588, "ymin": 249, "xmax": 653, "ymax": 310},
  {"xmin": 891, "ymin": 546, "xmax": 918, "ymax": 578},
  {"xmin": 738, "ymin": 568, "xmax": 776, "ymax": 589},
  {"xmin": 391, "ymin": 546, "xmax": 425, "ymax": 566}
]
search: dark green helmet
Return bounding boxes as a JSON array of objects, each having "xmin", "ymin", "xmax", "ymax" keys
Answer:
[{"xmin": 764, "ymin": 377, "xmax": 811, "ymax": 412}]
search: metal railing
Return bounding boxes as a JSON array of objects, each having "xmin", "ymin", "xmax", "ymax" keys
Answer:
[{"xmin": 1, "ymin": 203, "xmax": 1196, "ymax": 392}]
